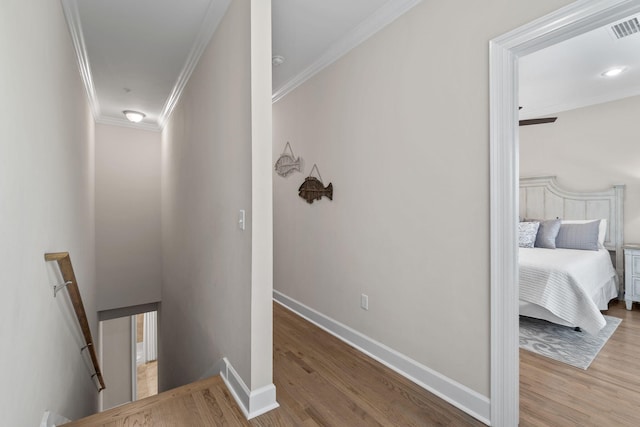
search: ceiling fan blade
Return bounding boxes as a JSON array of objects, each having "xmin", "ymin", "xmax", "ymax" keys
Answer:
[{"xmin": 519, "ymin": 117, "xmax": 557, "ymax": 126}]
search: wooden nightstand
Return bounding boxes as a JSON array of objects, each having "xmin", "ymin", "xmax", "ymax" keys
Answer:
[{"xmin": 624, "ymin": 245, "xmax": 640, "ymax": 310}]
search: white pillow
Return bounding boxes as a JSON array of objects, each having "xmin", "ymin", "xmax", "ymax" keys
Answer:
[
  {"xmin": 518, "ymin": 222, "xmax": 540, "ymax": 248},
  {"xmin": 561, "ymin": 219, "xmax": 607, "ymax": 247}
]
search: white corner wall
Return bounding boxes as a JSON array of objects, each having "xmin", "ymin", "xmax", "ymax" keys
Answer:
[
  {"xmin": 272, "ymin": 0, "xmax": 573, "ymax": 412},
  {"xmin": 0, "ymin": 0, "xmax": 98, "ymax": 424},
  {"xmin": 160, "ymin": 0, "xmax": 274, "ymax": 416},
  {"xmin": 95, "ymin": 124, "xmax": 162, "ymax": 311},
  {"xmin": 520, "ymin": 95, "xmax": 640, "ymax": 243}
]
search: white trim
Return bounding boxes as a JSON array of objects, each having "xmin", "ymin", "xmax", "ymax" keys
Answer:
[
  {"xmin": 271, "ymin": 0, "xmax": 423, "ymax": 103},
  {"xmin": 273, "ymin": 290, "xmax": 490, "ymax": 425},
  {"xmin": 60, "ymin": 0, "xmax": 100, "ymax": 120},
  {"xmin": 219, "ymin": 358, "xmax": 279, "ymax": 420},
  {"xmin": 131, "ymin": 316, "xmax": 137, "ymax": 401},
  {"xmin": 489, "ymin": 1, "xmax": 640, "ymax": 425},
  {"xmin": 61, "ymin": 0, "xmax": 229, "ymax": 131},
  {"xmin": 157, "ymin": 0, "xmax": 231, "ymax": 129}
]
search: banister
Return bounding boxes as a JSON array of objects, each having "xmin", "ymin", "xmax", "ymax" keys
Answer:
[{"xmin": 45, "ymin": 252, "xmax": 105, "ymax": 392}]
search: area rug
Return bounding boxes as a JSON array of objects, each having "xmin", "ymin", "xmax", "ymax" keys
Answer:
[{"xmin": 519, "ymin": 315, "xmax": 621, "ymax": 369}]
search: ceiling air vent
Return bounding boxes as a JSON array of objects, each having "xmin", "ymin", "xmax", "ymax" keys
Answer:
[{"xmin": 610, "ymin": 17, "xmax": 640, "ymax": 39}]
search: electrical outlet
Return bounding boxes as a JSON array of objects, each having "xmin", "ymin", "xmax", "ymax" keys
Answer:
[{"xmin": 361, "ymin": 294, "xmax": 369, "ymax": 310}]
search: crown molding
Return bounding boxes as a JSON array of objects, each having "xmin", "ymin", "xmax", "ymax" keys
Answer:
[
  {"xmin": 96, "ymin": 115, "xmax": 161, "ymax": 132},
  {"xmin": 61, "ymin": 0, "xmax": 100, "ymax": 119},
  {"xmin": 157, "ymin": 0, "xmax": 231, "ymax": 130},
  {"xmin": 272, "ymin": 0, "xmax": 423, "ymax": 103}
]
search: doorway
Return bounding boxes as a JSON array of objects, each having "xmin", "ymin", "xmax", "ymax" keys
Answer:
[
  {"xmin": 489, "ymin": 1, "xmax": 640, "ymax": 425},
  {"xmin": 99, "ymin": 309, "xmax": 158, "ymax": 411},
  {"xmin": 134, "ymin": 311, "xmax": 158, "ymax": 400}
]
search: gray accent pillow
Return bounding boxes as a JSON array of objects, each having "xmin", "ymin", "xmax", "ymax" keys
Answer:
[
  {"xmin": 518, "ymin": 222, "xmax": 540, "ymax": 248},
  {"xmin": 534, "ymin": 219, "xmax": 562, "ymax": 249},
  {"xmin": 555, "ymin": 220, "xmax": 601, "ymax": 251}
]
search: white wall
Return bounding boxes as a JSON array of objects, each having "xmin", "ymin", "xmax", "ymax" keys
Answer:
[
  {"xmin": 0, "ymin": 0, "xmax": 98, "ymax": 424},
  {"xmin": 95, "ymin": 124, "xmax": 162, "ymax": 311},
  {"xmin": 273, "ymin": 0, "xmax": 573, "ymax": 398},
  {"xmin": 100, "ymin": 317, "xmax": 133, "ymax": 410},
  {"xmin": 521, "ymin": 95, "xmax": 640, "ymax": 243},
  {"xmin": 160, "ymin": 0, "xmax": 273, "ymax": 398}
]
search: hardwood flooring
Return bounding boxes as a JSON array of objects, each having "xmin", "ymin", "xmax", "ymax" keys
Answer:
[
  {"xmin": 520, "ymin": 300, "xmax": 640, "ymax": 426},
  {"xmin": 67, "ymin": 300, "xmax": 640, "ymax": 426},
  {"xmin": 137, "ymin": 361, "xmax": 158, "ymax": 400},
  {"xmin": 66, "ymin": 303, "xmax": 482, "ymax": 426}
]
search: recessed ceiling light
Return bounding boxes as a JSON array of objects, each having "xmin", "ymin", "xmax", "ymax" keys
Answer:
[
  {"xmin": 601, "ymin": 67, "xmax": 626, "ymax": 78},
  {"xmin": 272, "ymin": 55, "xmax": 285, "ymax": 67},
  {"xmin": 123, "ymin": 110, "xmax": 146, "ymax": 123}
]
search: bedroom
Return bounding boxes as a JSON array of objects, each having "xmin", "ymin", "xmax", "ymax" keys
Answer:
[{"xmin": 517, "ymin": 13, "xmax": 640, "ymax": 424}]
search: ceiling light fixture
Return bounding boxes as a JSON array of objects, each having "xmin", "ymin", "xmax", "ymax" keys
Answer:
[
  {"xmin": 272, "ymin": 55, "xmax": 285, "ymax": 67},
  {"xmin": 601, "ymin": 67, "xmax": 626, "ymax": 78},
  {"xmin": 123, "ymin": 110, "xmax": 146, "ymax": 123}
]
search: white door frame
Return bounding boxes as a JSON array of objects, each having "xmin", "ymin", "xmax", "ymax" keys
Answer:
[
  {"xmin": 131, "ymin": 316, "xmax": 137, "ymax": 400},
  {"xmin": 489, "ymin": 0, "xmax": 640, "ymax": 425}
]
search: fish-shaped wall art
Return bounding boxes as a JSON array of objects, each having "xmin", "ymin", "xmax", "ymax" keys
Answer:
[
  {"xmin": 275, "ymin": 142, "xmax": 303, "ymax": 177},
  {"xmin": 298, "ymin": 176, "xmax": 333, "ymax": 204}
]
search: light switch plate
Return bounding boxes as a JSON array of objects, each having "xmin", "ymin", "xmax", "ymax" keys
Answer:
[{"xmin": 238, "ymin": 209, "xmax": 245, "ymax": 230}]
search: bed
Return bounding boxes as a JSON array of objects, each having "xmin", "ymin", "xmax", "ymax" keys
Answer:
[{"xmin": 519, "ymin": 176, "xmax": 625, "ymax": 334}]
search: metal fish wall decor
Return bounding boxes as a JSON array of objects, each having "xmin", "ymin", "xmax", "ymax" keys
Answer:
[
  {"xmin": 275, "ymin": 142, "xmax": 303, "ymax": 177},
  {"xmin": 298, "ymin": 164, "xmax": 333, "ymax": 204}
]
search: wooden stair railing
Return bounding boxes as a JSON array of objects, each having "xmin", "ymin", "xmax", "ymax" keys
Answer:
[{"xmin": 45, "ymin": 252, "xmax": 105, "ymax": 391}]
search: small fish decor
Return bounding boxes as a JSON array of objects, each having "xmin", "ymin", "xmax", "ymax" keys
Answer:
[
  {"xmin": 298, "ymin": 164, "xmax": 333, "ymax": 204},
  {"xmin": 274, "ymin": 142, "xmax": 303, "ymax": 177}
]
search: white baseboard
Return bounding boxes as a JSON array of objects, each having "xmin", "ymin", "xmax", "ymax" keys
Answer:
[
  {"xmin": 273, "ymin": 290, "xmax": 491, "ymax": 425},
  {"xmin": 219, "ymin": 357, "xmax": 279, "ymax": 420}
]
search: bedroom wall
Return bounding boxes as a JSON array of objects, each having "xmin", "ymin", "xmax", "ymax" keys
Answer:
[
  {"xmin": 95, "ymin": 124, "xmax": 162, "ymax": 311},
  {"xmin": 273, "ymin": 0, "xmax": 573, "ymax": 399},
  {"xmin": 160, "ymin": 0, "xmax": 273, "ymax": 397},
  {"xmin": 0, "ymin": 0, "xmax": 98, "ymax": 424},
  {"xmin": 520, "ymin": 95, "xmax": 640, "ymax": 244}
]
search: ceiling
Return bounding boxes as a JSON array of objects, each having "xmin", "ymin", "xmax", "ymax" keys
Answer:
[
  {"xmin": 64, "ymin": 0, "xmax": 421, "ymax": 131},
  {"xmin": 64, "ymin": 1, "xmax": 640, "ymax": 130},
  {"xmin": 520, "ymin": 14, "xmax": 640, "ymax": 120}
]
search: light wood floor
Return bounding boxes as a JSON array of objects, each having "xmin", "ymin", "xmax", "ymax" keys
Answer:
[
  {"xmin": 137, "ymin": 360, "xmax": 158, "ymax": 400},
  {"xmin": 520, "ymin": 300, "xmax": 640, "ymax": 426},
  {"xmin": 67, "ymin": 301, "xmax": 640, "ymax": 426},
  {"xmin": 66, "ymin": 303, "xmax": 482, "ymax": 426}
]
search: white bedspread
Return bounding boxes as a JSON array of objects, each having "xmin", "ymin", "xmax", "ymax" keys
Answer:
[{"xmin": 519, "ymin": 248, "xmax": 618, "ymax": 335}]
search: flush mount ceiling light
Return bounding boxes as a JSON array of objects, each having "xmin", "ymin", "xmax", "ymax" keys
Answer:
[
  {"xmin": 601, "ymin": 67, "xmax": 626, "ymax": 78},
  {"xmin": 123, "ymin": 110, "xmax": 146, "ymax": 123},
  {"xmin": 272, "ymin": 55, "xmax": 285, "ymax": 67}
]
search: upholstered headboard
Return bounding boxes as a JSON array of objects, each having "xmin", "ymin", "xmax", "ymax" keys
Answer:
[{"xmin": 519, "ymin": 176, "xmax": 625, "ymax": 281}]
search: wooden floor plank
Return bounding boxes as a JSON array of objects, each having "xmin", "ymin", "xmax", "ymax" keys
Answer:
[{"xmin": 520, "ymin": 300, "xmax": 640, "ymax": 426}]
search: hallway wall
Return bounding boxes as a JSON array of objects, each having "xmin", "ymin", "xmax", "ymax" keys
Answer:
[
  {"xmin": 272, "ymin": 0, "xmax": 574, "ymax": 401},
  {"xmin": 160, "ymin": 0, "xmax": 273, "ymax": 404},
  {"xmin": 95, "ymin": 124, "xmax": 162, "ymax": 310},
  {"xmin": 0, "ymin": 0, "xmax": 98, "ymax": 424}
]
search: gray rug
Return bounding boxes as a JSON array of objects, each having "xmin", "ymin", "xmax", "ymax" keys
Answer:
[{"xmin": 519, "ymin": 315, "xmax": 621, "ymax": 369}]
